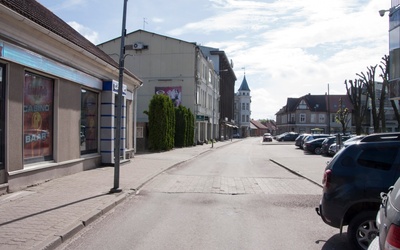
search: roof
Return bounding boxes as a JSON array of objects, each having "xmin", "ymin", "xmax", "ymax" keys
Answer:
[
  {"xmin": 283, "ymin": 94, "xmax": 352, "ymax": 113},
  {"xmin": 238, "ymin": 75, "xmax": 250, "ymax": 91},
  {"xmin": 99, "ymin": 29, "xmax": 197, "ymax": 48},
  {"xmin": 0, "ymin": 0, "xmax": 139, "ymax": 81},
  {"xmin": 250, "ymin": 119, "xmax": 268, "ymax": 129}
]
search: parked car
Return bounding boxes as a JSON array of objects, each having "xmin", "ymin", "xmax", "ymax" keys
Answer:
[
  {"xmin": 328, "ymin": 135, "xmax": 366, "ymax": 156},
  {"xmin": 304, "ymin": 138, "xmax": 326, "ymax": 154},
  {"xmin": 262, "ymin": 133, "xmax": 273, "ymax": 142},
  {"xmin": 321, "ymin": 135, "xmax": 352, "ymax": 156},
  {"xmin": 295, "ymin": 134, "xmax": 309, "ymax": 148},
  {"xmin": 321, "ymin": 136, "xmax": 336, "ymax": 156},
  {"xmin": 232, "ymin": 133, "xmax": 241, "ymax": 138},
  {"xmin": 302, "ymin": 134, "xmax": 330, "ymax": 149},
  {"xmin": 277, "ymin": 132, "xmax": 299, "ymax": 141},
  {"xmin": 316, "ymin": 132, "xmax": 400, "ymax": 250},
  {"xmin": 368, "ymin": 177, "xmax": 400, "ymax": 250}
]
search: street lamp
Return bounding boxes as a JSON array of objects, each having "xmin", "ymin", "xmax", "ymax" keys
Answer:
[
  {"xmin": 379, "ymin": 5, "xmax": 400, "ymax": 17},
  {"xmin": 110, "ymin": 0, "xmax": 128, "ymax": 193}
]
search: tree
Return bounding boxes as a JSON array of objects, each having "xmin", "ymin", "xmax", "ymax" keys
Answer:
[
  {"xmin": 186, "ymin": 109, "xmax": 195, "ymax": 146},
  {"xmin": 379, "ymin": 55, "xmax": 400, "ymax": 131},
  {"xmin": 335, "ymin": 98, "xmax": 350, "ymax": 135},
  {"xmin": 357, "ymin": 65, "xmax": 380, "ymax": 133},
  {"xmin": 345, "ymin": 79, "xmax": 369, "ymax": 135},
  {"xmin": 174, "ymin": 106, "xmax": 194, "ymax": 147},
  {"xmin": 147, "ymin": 94, "xmax": 175, "ymax": 151}
]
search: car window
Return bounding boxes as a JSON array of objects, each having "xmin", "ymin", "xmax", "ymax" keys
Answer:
[
  {"xmin": 341, "ymin": 156, "xmax": 354, "ymax": 167},
  {"xmin": 357, "ymin": 146, "xmax": 398, "ymax": 171}
]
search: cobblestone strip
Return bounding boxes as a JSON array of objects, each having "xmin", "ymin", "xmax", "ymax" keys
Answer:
[{"xmin": 143, "ymin": 175, "xmax": 321, "ymax": 195}]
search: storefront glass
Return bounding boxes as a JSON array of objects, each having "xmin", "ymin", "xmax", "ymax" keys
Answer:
[
  {"xmin": 23, "ymin": 72, "xmax": 53, "ymax": 163},
  {"xmin": 80, "ymin": 89, "xmax": 98, "ymax": 154},
  {"xmin": 0, "ymin": 64, "xmax": 5, "ymax": 169}
]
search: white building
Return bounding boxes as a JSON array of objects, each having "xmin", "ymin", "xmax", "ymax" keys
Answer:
[
  {"xmin": 234, "ymin": 75, "xmax": 252, "ymax": 137},
  {"xmin": 98, "ymin": 30, "xmax": 222, "ymax": 148}
]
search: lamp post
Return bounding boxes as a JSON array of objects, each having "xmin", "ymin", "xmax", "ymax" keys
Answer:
[
  {"xmin": 110, "ymin": 0, "xmax": 128, "ymax": 193},
  {"xmin": 327, "ymin": 83, "xmax": 330, "ymax": 134}
]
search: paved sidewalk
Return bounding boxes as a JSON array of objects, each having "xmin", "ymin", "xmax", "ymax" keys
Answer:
[{"xmin": 0, "ymin": 140, "xmax": 235, "ymax": 250}]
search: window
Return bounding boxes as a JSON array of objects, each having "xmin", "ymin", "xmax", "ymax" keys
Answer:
[
  {"xmin": 319, "ymin": 114, "xmax": 325, "ymax": 123},
  {"xmin": 298, "ymin": 100, "xmax": 307, "ymax": 110},
  {"xmin": 300, "ymin": 113, "xmax": 306, "ymax": 123},
  {"xmin": 24, "ymin": 72, "xmax": 54, "ymax": 163},
  {"xmin": 242, "ymin": 103, "xmax": 245, "ymax": 110},
  {"xmin": 246, "ymin": 115, "xmax": 249, "ymax": 122},
  {"xmin": 242, "ymin": 114, "xmax": 245, "ymax": 122},
  {"xmin": 246, "ymin": 103, "xmax": 249, "ymax": 110},
  {"xmin": 0, "ymin": 64, "xmax": 4, "ymax": 169},
  {"xmin": 81, "ymin": 89, "xmax": 98, "ymax": 154},
  {"xmin": 311, "ymin": 114, "xmax": 316, "ymax": 123},
  {"xmin": 331, "ymin": 114, "xmax": 336, "ymax": 123},
  {"xmin": 357, "ymin": 147, "xmax": 398, "ymax": 170}
]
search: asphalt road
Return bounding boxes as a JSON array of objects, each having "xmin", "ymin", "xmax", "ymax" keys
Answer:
[{"xmin": 58, "ymin": 137, "xmax": 352, "ymax": 250}]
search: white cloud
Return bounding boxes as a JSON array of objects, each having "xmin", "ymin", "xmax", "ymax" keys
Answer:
[
  {"xmin": 151, "ymin": 18, "xmax": 164, "ymax": 23},
  {"xmin": 67, "ymin": 21, "xmax": 100, "ymax": 44},
  {"xmin": 38, "ymin": 0, "xmax": 391, "ymax": 120}
]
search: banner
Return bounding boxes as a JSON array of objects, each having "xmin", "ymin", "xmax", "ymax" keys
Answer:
[{"xmin": 24, "ymin": 72, "xmax": 53, "ymax": 161}]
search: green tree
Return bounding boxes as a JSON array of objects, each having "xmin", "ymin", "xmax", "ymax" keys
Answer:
[
  {"xmin": 335, "ymin": 98, "xmax": 350, "ymax": 135},
  {"xmin": 148, "ymin": 94, "xmax": 175, "ymax": 151},
  {"xmin": 175, "ymin": 106, "xmax": 187, "ymax": 147},
  {"xmin": 186, "ymin": 109, "xmax": 195, "ymax": 147}
]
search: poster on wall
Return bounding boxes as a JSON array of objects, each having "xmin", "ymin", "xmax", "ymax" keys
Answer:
[
  {"xmin": 155, "ymin": 86, "xmax": 182, "ymax": 107},
  {"xmin": 24, "ymin": 72, "xmax": 53, "ymax": 161}
]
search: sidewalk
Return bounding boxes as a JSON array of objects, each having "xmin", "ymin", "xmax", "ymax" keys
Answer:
[{"xmin": 0, "ymin": 140, "xmax": 235, "ymax": 250}]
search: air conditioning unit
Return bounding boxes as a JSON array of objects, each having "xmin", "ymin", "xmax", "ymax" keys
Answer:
[{"xmin": 133, "ymin": 42, "xmax": 144, "ymax": 50}]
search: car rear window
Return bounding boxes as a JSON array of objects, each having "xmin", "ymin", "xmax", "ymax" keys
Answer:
[{"xmin": 357, "ymin": 146, "xmax": 398, "ymax": 171}]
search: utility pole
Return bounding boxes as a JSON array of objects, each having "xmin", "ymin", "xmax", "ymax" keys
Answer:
[
  {"xmin": 110, "ymin": 0, "xmax": 128, "ymax": 193},
  {"xmin": 327, "ymin": 83, "xmax": 331, "ymax": 134}
]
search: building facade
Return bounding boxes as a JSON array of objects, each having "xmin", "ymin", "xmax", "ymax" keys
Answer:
[
  {"xmin": 388, "ymin": 0, "xmax": 400, "ymax": 99},
  {"xmin": 199, "ymin": 46, "xmax": 237, "ymax": 140},
  {"xmin": 0, "ymin": 1, "xmax": 142, "ymax": 193},
  {"xmin": 98, "ymin": 30, "xmax": 236, "ymax": 148},
  {"xmin": 234, "ymin": 75, "xmax": 251, "ymax": 137},
  {"xmin": 275, "ymin": 94, "xmax": 353, "ymax": 135}
]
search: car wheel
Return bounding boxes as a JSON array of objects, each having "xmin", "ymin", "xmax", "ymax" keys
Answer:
[
  {"xmin": 347, "ymin": 211, "xmax": 378, "ymax": 250},
  {"xmin": 314, "ymin": 147, "xmax": 322, "ymax": 155}
]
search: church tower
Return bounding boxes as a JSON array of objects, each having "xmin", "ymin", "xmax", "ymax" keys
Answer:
[{"xmin": 234, "ymin": 73, "xmax": 251, "ymax": 137}]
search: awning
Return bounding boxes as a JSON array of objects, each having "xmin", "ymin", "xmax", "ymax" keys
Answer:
[{"xmin": 225, "ymin": 123, "xmax": 238, "ymax": 128}]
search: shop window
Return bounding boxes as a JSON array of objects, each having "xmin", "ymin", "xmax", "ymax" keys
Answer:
[
  {"xmin": 0, "ymin": 64, "xmax": 5, "ymax": 169},
  {"xmin": 81, "ymin": 89, "xmax": 98, "ymax": 154},
  {"xmin": 24, "ymin": 72, "xmax": 54, "ymax": 163}
]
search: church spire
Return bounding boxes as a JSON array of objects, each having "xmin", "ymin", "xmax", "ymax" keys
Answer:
[{"xmin": 238, "ymin": 75, "xmax": 250, "ymax": 91}]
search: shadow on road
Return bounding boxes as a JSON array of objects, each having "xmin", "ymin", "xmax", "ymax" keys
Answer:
[{"xmin": 316, "ymin": 233, "xmax": 353, "ymax": 250}]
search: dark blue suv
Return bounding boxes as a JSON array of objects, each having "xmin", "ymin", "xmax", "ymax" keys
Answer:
[{"xmin": 316, "ymin": 133, "xmax": 400, "ymax": 250}]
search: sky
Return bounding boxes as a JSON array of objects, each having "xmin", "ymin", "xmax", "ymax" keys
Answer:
[{"xmin": 37, "ymin": 0, "xmax": 391, "ymax": 120}]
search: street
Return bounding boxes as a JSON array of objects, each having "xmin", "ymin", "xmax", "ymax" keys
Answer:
[{"xmin": 58, "ymin": 137, "xmax": 352, "ymax": 250}]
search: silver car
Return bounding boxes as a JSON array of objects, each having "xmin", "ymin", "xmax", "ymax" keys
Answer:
[{"xmin": 368, "ymin": 177, "xmax": 400, "ymax": 250}]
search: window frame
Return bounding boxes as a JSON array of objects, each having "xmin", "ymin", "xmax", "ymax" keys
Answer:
[{"xmin": 23, "ymin": 72, "xmax": 54, "ymax": 164}]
